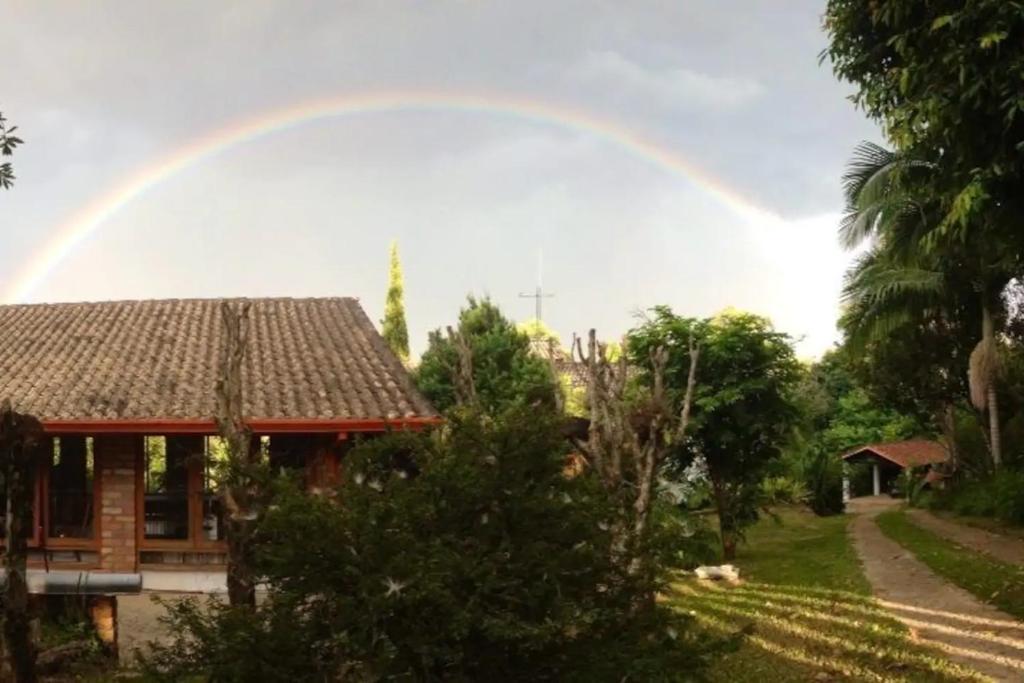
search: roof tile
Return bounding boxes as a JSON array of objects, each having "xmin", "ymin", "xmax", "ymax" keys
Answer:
[{"xmin": 0, "ymin": 297, "xmax": 436, "ymax": 421}]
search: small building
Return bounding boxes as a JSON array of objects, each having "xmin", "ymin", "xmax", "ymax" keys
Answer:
[
  {"xmin": 841, "ymin": 440, "xmax": 950, "ymax": 498},
  {"xmin": 0, "ymin": 297, "xmax": 438, "ymax": 592}
]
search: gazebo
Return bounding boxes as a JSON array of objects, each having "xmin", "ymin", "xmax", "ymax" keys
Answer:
[{"xmin": 841, "ymin": 440, "xmax": 950, "ymax": 498}]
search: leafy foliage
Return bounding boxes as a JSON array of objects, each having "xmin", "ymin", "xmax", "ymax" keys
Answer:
[
  {"xmin": 415, "ymin": 297, "xmax": 558, "ymax": 414},
  {"xmin": 784, "ymin": 351, "xmax": 920, "ymax": 513},
  {"xmin": 142, "ymin": 408, "xmax": 718, "ymax": 682},
  {"xmin": 924, "ymin": 469, "xmax": 1024, "ymax": 525},
  {"xmin": 381, "ymin": 241, "xmax": 410, "ymax": 364},
  {"xmin": 0, "ymin": 111, "xmax": 23, "ymax": 190},
  {"xmin": 627, "ymin": 308, "xmax": 800, "ymax": 558},
  {"xmin": 824, "ymin": 0, "xmax": 1024, "ymax": 253}
]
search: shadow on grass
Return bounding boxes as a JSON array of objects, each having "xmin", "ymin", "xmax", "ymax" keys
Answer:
[{"xmin": 672, "ymin": 579, "xmax": 998, "ymax": 682}]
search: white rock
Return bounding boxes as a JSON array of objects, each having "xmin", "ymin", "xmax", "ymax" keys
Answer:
[{"xmin": 694, "ymin": 564, "xmax": 740, "ymax": 581}]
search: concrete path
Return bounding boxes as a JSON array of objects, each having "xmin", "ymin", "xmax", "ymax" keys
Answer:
[
  {"xmin": 906, "ymin": 509, "xmax": 1024, "ymax": 566},
  {"xmin": 848, "ymin": 496, "xmax": 1024, "ymax": 682}
]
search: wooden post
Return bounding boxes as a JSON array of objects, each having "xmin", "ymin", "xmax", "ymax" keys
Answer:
[{"xmin": 872, "ymin": 463, "xmax": 881, "ymax": 496}]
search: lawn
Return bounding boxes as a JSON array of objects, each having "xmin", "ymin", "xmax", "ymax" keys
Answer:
[
  {"xmin": 876, "ymin": 509, "xmax": 1024, "ymax": 620},
  {"xmin": 671, "ymin": 508, "xmax": 984, "ymax": 682},
  {"xmin": 930, "ymin": 509, "xmax": 1024, "ymax": 542}
]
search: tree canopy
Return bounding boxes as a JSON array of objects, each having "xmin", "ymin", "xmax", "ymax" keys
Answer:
[
  {"xmin": 628, "ymin": 308, "xmax": 800, "ymax": 559},
  {"xmin": 415, "ymin": 297, "xmax": 558, "ymax": 415},
  {"xmin": 824, "ymin": 0, "xmax": 1024, "ymax": 253}
]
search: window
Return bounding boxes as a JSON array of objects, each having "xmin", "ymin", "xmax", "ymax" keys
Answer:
[
  {"xmin": 47, "ymin": 436, "xmax": 94, "ymax": 539},
  {"xmin": 143, "ymin": 436, "xmax": 193, "ymax": 541},
  {"xmin": 141, "ymin": 435, "xmax": 268, "ymax": 549}
]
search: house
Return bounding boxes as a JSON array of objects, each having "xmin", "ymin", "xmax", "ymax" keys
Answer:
[
  {"xmin": 0, "ymin": 297, "xmax": 438, "ymax": 592},
  {"xmin": 841, "ymin": 440, "xmax": 950, "ymax": 498}
]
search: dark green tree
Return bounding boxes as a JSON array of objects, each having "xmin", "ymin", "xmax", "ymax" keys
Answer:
[
  {"xmin": 824, "ymin": 1, "xmax": 1024, "ymax": 255},
  {"xmin": 0, "ymin": 111, "xmax": 24, "ymax": 189},
  {"xmin": 141, "ymin": 408, "xmax": 717, "ymax": 681},
  {"xmin": 416, "ymin": 297, "xmax": 557, "ymax": 414},
  {"xmin": 381, "ymin": 241, "xmax": 410, "ymax": 364},
  {"xmin": 628, "ymin": 308, "xmax": 800, "ymax": 560},
  {"xmin": 838, "ymin": 142, "xmax": 1013, "ymax": 466}
]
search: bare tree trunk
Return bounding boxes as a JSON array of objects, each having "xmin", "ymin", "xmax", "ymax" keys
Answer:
[
  {"xmin": 982, "ymin": 306, "xmax": 1002, "ymax": 468},
  {"xmin": 939, "ymin": 402, "xmax": 958, "ymax": 469},
  {"xmin": 576, "ymin": 331, "xmax": 699, "ymax": 583},
  {"xmin": 988, "ymin": 384, "xmax": 1001, "ymax": 469},
  {"xmin": 709, "ymin": 475, "xmax": 736, "ymax": 561},
  {"xmin": 215, "ymin": 303, "xmax": 257, "ymax": 607},
  {"xmin": 1, "ymin": 403, "xmax": 43, "ymax": 682}
]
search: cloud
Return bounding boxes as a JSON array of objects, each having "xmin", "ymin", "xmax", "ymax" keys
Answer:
[{"xmin": 566, "ymin": 50, "xmax": 764, "ymax": 112}]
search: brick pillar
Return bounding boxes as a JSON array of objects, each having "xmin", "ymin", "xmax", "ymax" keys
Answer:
[{"xmin": 97, "ymin": 435, "xmax": 138, "ymax": 573}]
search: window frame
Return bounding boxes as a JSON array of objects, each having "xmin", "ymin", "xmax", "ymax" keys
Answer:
[
  {"xmin": 42, "ymin": 435, "xmax": 101, "ymax": 550},
  {"xmin": 136, "ymin": 435, "xmax": 229, "ymax": 553}
]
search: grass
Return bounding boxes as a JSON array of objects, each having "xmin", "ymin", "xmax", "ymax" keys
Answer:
[
  {"xmin": 930, "ymin": 509, "xmax": 1024, "ymax": 541},
  {"xmin": 671, "ymin": 508, "xmax": 985, "ymax": 682},
  {"xmin": 877, "ymin": 508, "xmax": 1024, "ymax": 620}
]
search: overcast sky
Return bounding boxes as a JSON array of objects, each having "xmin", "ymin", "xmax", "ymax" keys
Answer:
[{"xmin": 1, "ymin": 1, "xmax": 880, "ymax": 357}]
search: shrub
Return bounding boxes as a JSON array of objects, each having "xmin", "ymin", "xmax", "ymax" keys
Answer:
[
  {"xmin": 992, "ymin": 470, "xmax": 1024, "ymax": 525},
  {"xmin": 759, "ymin": 476, "xmax": 811, "ymax": 506},
  {"xmin": 141, "ymin": 408, "xmax": 719, "ymax": 682},
  {"xmin": 932, "ymin": 470, "xmax": 1024, "ymax": 525}
]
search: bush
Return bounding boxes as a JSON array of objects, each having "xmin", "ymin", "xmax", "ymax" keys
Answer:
[
  {"xmin": 141, "ymin": 408, "xmax": 719, "ymax": 682},
  {"xmin": 930, "ymin": 469, "xmax": 1024, "ymax": 525},
  {"xmin": 759, "ymin": 476, "xmax": 811, "ymax": 506}
]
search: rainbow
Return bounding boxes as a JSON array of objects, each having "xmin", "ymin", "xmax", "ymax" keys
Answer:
[{"xmin": 5, "ymin": 91, "xmax": 779, "ymax": 303}]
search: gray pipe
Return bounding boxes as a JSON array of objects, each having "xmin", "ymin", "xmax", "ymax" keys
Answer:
[{"xmin": 0, "ymin": 570, "xmax": 143, "ymax": 595}]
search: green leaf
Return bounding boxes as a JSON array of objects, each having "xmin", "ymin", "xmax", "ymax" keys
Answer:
[
  {"xmin": 931, "ymin": 14, "xmax": 954, "ymax": 30},
  {"xmin": 980, "ymin": 31, "xmax": 1008, "ymax": 48}
]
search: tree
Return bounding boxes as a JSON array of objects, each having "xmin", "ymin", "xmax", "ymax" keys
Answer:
[
  {"xmin": 0, "ymin": 402, "xmax": 44, "ymax": 682},
  {"xmin": 142, "ymin": 408, "xmax": 715, "ymax": 681},
  {"xmin": 381, "ymin": 241, "xmax": 410, "ymax": 364},
  {"xmin": 215, "ymin": 302, "xmax": 261, "ymax": 607},
  {"xmin": 572, "ymin": 328, "xmax": 698, "ymax": 589},
  {"xmin": 824, "ymin": 1, "xmax": 1024, "ymax": 257},
  {"xmin": 628, "ymin": 308, "xmax": 800, "ymax": 560},
  {"xmin": 416, "ymin": 297, "xmax": 557, "ymax": 414},
  {"xmin": 838, "ymin": 142, "xmax": 1013, "ymax": 466},
  {"xmin": 0, "ymin": 111, "xmax": 23, "ymax": 190}
]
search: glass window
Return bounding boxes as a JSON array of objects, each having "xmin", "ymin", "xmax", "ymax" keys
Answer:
[
  {"xmin": 47, "ymin": 436, "xmax": 94, "ymax": 539},
  {"xmin": 201, "ymin": 436, "xmax": 229, "ymax": 542},
  {"xmin": 143, "ymin": 436, "xmax": 193, "ymax": 540}
]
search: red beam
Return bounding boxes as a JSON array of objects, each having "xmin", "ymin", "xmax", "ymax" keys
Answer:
[{"xmin": 41, "ymin": 417, "xmax": 442, "ymax": 435}]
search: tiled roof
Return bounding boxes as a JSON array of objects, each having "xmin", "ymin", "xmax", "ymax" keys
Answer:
[
  {"xmin": 841, "ymin": 440, "xmax": 949, "ymax": 468},
  {"xmin": 0, "ymin": 298, "xmax": 437, "ymax": 422}
]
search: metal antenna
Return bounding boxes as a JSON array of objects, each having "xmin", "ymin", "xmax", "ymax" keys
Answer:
[{"xmin": 519, "ymin": 251, "xmax": 554, "ymax": 323}]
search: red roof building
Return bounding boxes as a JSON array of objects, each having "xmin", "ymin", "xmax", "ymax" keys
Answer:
[
  {"xmin": 842, "ymin": 440, "xmax": 949, "ymax": 498},
  {"xmin": 0, "ymin": 297, "xmax": 438, "ymax": 591}
]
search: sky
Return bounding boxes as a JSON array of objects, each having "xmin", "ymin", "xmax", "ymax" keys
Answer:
[{"xmin": 0, "ymin": 1, "xmax": 881, "ymax": 358}]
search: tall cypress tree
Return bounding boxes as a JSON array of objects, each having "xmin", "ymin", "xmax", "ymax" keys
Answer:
[{"xmin": 382, "ymin": 241, "xmax": 410, "ymax": 363}]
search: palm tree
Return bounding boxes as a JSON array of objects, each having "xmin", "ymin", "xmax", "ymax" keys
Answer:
[
  {"xmin": 839, "ymin": 142, "xmax": 1010, "ymax": 467},
  {"xmin": 0, "ymin": 111, "xmax": 24, "ymax": 190}
]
